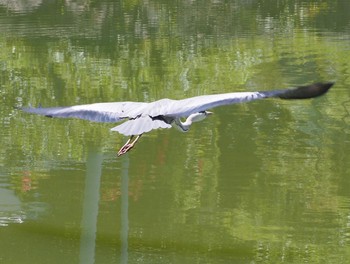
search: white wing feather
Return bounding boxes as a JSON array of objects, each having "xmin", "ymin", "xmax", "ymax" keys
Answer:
[
  {"xmin": 22, "ymin": 91, "xmax": 269, "ymax": 122},
  {"xmin": 158, "ymin": 92, "xmax": 266, "ymax": 117},
  {"xmin": 22, "ymin": 101, "xmax": 150, "ymax": 122},
  {"xmin": 111, "ymin": 116, "xmax": 171, "ymax": 136}
]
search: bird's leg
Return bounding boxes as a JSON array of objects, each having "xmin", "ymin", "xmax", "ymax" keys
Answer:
[{"xmin": 117, "ymin": 135, "xmax": 142, "ymax": 156}]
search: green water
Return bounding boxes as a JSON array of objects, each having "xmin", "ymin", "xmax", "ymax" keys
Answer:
[{"xmin": 1, "ymin": 1, "xmax": 350, "ymax": 263}]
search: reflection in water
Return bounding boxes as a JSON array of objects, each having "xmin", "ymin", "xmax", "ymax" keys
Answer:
[
  {"xmin": 0, "ymin": 0, "xmax": 42, "ymax": 12},
  {"xmin": 0, "ymin": 188, "xmax": 25, "ymax": 226},
  {"xmin": 78, "ymin": 149, "xmax": 130, "ymax": 263},
  {"xmin": 121, "ymin": 155, "xmax": 129, "ymax": 264},
  {"xmin": 79, "ymin": 149, "xmax": 103, "ymax": 264},
  {"xmin": 0, "ymin": 170, "xmax": 46, "ymax": 227}
]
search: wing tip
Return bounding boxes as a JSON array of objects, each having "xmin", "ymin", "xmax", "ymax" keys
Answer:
[
  {"xmin": 279, "ymin": 82, "xmax": 335, "ymax": 99},
  {"xmin": 22, "ymin": 106, "xmax": 54, "ymax": 118}
]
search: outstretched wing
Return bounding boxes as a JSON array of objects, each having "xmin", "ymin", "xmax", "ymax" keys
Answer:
[
  {"xmin": 22, "ymin": 82, "xmax": 333, "ymax": 136},
  {"xmin": 111, "ymin": 116, "xmax": 172, "ymax": 136},
  {"xmin": 155, "ymin": 82, "xmax": 334, "ymax": 118},
  {"xmin": 22, "ymin": 101, "xmax": 150, "ymax": 123}
]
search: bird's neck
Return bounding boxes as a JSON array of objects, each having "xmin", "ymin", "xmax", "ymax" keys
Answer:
[
  {"xmin": 172, "ymin": 113, "xmax": 205, "ymax": 132},
  {"xmin": 172, "ymin": 118, "xmax": 191, "ymax": 132}
]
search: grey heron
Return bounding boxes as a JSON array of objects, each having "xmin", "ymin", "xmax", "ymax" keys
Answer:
[{"xmin": 22, "ymin": 82, "xmax": 334, "ymax": 156}]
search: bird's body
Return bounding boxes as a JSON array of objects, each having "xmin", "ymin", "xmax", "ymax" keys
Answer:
[{"xmin": 22, "ymin": 82, "xmax": 334, "ymax": 156}]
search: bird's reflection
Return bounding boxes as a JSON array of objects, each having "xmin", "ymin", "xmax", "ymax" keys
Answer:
[
  {"xmin": 120, "ymin": 155, "xmax": 129, "ymax": 264},
  {"xmin": 78, "ymin": 148, "xmax": 130, "ymax": 264},
  {"xmin": 79, "ymin": 149, "xmax": 103, "ymax": 264}
]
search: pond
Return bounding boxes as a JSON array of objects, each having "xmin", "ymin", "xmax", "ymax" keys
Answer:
[{"xmin": 1, "ymin": 1, "xmax": 350, "ymax": 263}]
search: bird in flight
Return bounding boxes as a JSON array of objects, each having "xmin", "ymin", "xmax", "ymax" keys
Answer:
[{"xmin": 22, "ymin": 82, "xmax": 334, "ymax": 156}]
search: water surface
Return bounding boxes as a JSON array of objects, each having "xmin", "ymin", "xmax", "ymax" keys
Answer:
[{"xmin": 1, "ymin": 1, "xmax": 350, "ymax": 263}]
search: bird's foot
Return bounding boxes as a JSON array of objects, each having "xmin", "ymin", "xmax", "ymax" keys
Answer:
[
  {"xmin": 117, "ymin": 135, "xmax": 141, "ymax": 156},
  {"xmin": 117, "ymin": 144, "xmax": 134, "ymax": 156}
]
